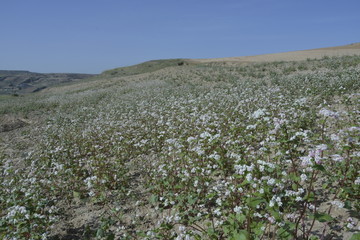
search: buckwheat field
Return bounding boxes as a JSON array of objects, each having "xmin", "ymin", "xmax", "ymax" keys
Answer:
[{"xmin": 1, "ymin": 56, "xmax": 359, "ymax": 239}]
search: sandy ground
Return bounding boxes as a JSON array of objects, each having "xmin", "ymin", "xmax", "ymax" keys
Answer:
[{"xmin": 193, "ymin": 43, "xmax": 360, "ymax": 64}]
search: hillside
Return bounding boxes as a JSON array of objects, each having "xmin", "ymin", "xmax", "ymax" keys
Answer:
[
  {"xmin": 2, "ymin": 43, "xmax": 358, "ymax": 94},
  {"xmin": 102, "ymin": 58, "xmax": 195, "ymax": 77},
  {"xmin": 0, "ymin": 70, "xmax": 94, "ymax": 95},
  {"xmin": 0, "ymin": 46, "xmax": 360, "ymax": 239},
  {"xmin": 194, "ymin": 42, "xmax": 360, "ymax": 63},
  {"xmin": 100, "ymin": 42, "xmax": 360, "ymax": 79}
]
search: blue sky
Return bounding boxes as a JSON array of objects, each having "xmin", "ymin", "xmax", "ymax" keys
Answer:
[{"xmin": 1, "ymin": 0, "xmax": 359, "ymax": 73}]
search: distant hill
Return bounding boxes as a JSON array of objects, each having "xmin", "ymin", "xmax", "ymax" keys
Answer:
[
  {"xmin": 0, "ymin": 70, "xmax": 94, "ymax": 95},
  {"xmin": 101, "ymin": 59, "xmax": 196, "ymax": 77}
]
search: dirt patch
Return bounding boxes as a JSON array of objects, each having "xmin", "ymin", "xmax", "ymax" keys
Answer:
[
  {"xmin": 0, "ymin": 115, "xmax": 30, "ymax": 132},
  {"xmin": 49, "ymin": 202, "xmax": 105, "ymax": 240}
]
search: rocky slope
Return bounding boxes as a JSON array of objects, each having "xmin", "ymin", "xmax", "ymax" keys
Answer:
[{"xmin": 0, "ymin": 70, "xmax": 94, "ymax": 95}]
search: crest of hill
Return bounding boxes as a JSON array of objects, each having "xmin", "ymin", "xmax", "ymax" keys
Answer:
[{"xmin": 102, "ymin": 59, "xmax": 196, "ymax": 77}]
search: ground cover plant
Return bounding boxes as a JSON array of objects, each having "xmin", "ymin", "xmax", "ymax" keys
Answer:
[{"xmin": 0, "ymin": 55, "xmax": 359, "ymax": 239}]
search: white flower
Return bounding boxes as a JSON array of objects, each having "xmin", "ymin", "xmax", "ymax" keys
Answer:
[
  {"xmin": 214, "ymin": 219, "xmax": 224, "ymax": 227},
  {"xmin": 234, "ymin": 206, "xmax": 242, "ymax": 214},
  {"xmin": 246, "ymin": 124, "xmax": 257, "ymax": 130},
  {"xmin": 308, "ymin": 204, "xmax": 315, "ymax": 210},
  {"xmin": 347, "ymin": 223, "xmax": 354, "ymax": 229},
  {"xmin": 184, "ymin": 234, "xmax": 193, "ymax": 240},
  {"xmin": 330, "ymin": 134, "xmax": 340, "ymax": 141},
  {"xmin": 234, "ymin": 164, "xmax": 246, "ymax": 175},
  {"xmin": 295, "ymin": 97, "xmax": 307, "ymax": 105},
  {"xmin": 352, "ymin": 151, "xmax": 360, "ymax": 157},
  {"xmin": 254, "ymin": 212, "xmax": 262, "ymax": 218},
  {"xmin": 214, "ymin": 208, "xmax": 221, "ymax": 216},
  {"xmin": 348, "ymin": 126, "xmax": 360, "ymax": 132},
  {"xmin": 179, "ymin": 225, "xmax": 186, "ymax": 232},
  {"xmin": 246, "ymin": 173, "xmax": 253, "ymax": 182},
  {"xmin": 209, "ymin": 153, "xmax": 221, "ymax": 161},
  {"xmin": 200, "ymin": 131, "xmax": 211, "ymax": 139},
  {"xmin": 316, "ymin": 144, "xmax": 327, "ymax": 151},
  {"xmin": 246, "ymin": 164, "xmax": 255, "ymax": 171},
  {"xmin": 300, "ymin": 156, "xmax": 313, "ymax": 166},
  {"xmin": 194, "ymin": 180, "xmax": 198, "ymax": 187},
  {"xmin": 268, "ymin": 216, "xmax": 276, "ymax": 223},
  {"xmin": 267, "ymin": 178, "xmax": 276, "ymax": 186},
  {"xmin": 355, "ymin": 177, "xmax": 360, "ymax": 185},
  {"xmin": 319, "ymin": 108, "xmax": 338, "ymax": 118},
  {"xmin": 300, "ymin": 174, "xmax": 307, "ymax": 182},
  {"xmin": 174, "ymin": 214, "xmax": 181, "ymax": 222},
  {"xmin": 331, "ymin": 154, "xmax": 344, "ymax": 162},
  {"xmin": 331, "ymin": 200, "xmax": 344, "ymax": 208},
  {"xmin": 253, "ymin": 108, "xmax": 266, "ymax": 119}
]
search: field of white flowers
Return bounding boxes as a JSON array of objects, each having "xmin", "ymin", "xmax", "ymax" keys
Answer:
[{"xmin": 1, "ymin": 56, "xmax": 360, "ymax": 239}]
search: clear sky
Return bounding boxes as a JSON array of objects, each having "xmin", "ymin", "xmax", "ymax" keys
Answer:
[{"xmin": 1, "ymin": 0, "xmax": 359, "ymax": 74}]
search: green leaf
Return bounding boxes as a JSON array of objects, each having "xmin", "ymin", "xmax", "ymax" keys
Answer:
[
  {"xmin": 269, "ymin": 210, "xmax": 281, "ymax": 220},
  {"xmin": 247, "ymin": 197, "xmax": 265, "ymax": 208},
  {"xmin": 344, "ymin": 200, "xmax": 352, "ymax": 209},
  {"xmin": 226, "ymin": 214, "xmax": 235, "ymax": 226},
  {"xmin": 277, "ymin": 227, "xmax": 292, "ymax": 239},
  {"xmin": 350, "ymin": 233, "xmax": 360, "ymax": 240},
  {"xmin": 285, "ymin": 221, "xmax": 296, "ymax": 231},
  {"xmin": 187, "ymin": 195, "xmax": 197, "ymax": 205},
  {"xmin": 313, "ymin": 164, "xmax": 325, "ymax": 172},
  {"xmin": 236, "ymin": 213, "xmax": 246, "ymax": 224},
  {"xmin": 305, "ymin": 192, "xmax": 315, "ymax": 201},
  {"xmin": 343, "ymin": 187, "xmax": 354, "ymax": 194},
  {"xmin": 289, "ymin": 173, "xmax": 300, "ymax": 182},
  {"xmin": 232, "ymin": 230, "xmax": 249, "ymax": 240},
  {"xmin": 96, "ymin": 229, "xmax": 105, "ymax": 238},
  {"xmin": 309, "ymin": 236, "xmax": 319, "ymax": 240},
  {"xmin": 310, "ymin": 213, "xmax": 333, "ymax": 222},
  {"xmin": 252, "ymin": 222, "xmax": 265, "ymax": 236},
  {"xmin": 174, "ymin": 184, "xmax": 183, "ymax": 190},
  {"xmin": 206, "ymin": 227, "xmax": 216, "ymax": 236},
  {"xmin": 73, "ymin": 191, "xmax": 81, "ymax": 200},
  {"xmin": 149, "ymin": 194, "xmax": 158, "ymax": 204},
  {"xmin": 222, "ymin": 225, "xmax": 231, "ymax": 235}
]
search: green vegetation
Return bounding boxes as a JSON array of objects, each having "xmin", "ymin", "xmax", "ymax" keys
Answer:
[
  {"xmin": 0, "ymin": 55, "xmax": 360, "ymax": 239},
  {"xmin": 102, "ymin": 58, "xmax": 195, "ymax": 77}
]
